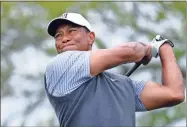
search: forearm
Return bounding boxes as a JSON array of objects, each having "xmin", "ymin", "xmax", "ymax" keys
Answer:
[
  {"xmin": 140, "ymin": 43, "xmax": 184, "ymax": 110},
  {"xmin": 90, "ymin": 42, "xmax": 149, "ymax": 76},
  {"xmin": 160, "ymin": 43, "xmax": 184, "ymax": 98},
  {"xmin": 114, "ymin": 42, "xmax": 148, "ymax": 63}
]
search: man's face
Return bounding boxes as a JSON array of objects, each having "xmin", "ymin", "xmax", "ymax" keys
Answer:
[{"xmin": 54, "ymin": 23, "xmax": 95, "ymax": 54}]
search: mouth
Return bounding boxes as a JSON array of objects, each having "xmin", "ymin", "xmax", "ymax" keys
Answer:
[
  {"xmin": 61, "ymin": 44, "xmax": 75, "ymax": 51},
  {"xmin": 64, "ymin": 43, "xmax": 74, "ymax": 46},
  {"xmin": 56, "ymin": 43, "xmax": 76, "ymax": 53},
  {"xmin": 63, "ymin": 44, "xmax": 74, "ymax": 49}
]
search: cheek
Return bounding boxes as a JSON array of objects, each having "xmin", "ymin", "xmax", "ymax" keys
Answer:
[
  {"xmin": 75, "ymin": 35, "xmax": 88, "ymax": 44},
  {"xmin": 55, "ymin": 44, "xmax": 62, "ymax": 53},
  {"xmin": 76, "ymin": 39, "xmax": 88, "ymax": 48},
  {"xmin": 73, "ymin": 34, "xmax": 89, "ymax": 49},
  {"xmin": 55, "ymin": 41, "xmax": 61, "ymax": 48}
]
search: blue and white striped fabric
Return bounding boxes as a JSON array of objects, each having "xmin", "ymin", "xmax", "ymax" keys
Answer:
[
  {"xmin": 45, "ymin": 51, "xmax": 92, "ymax": 96},
  {"xmin": 131, "ymin": 80, "xmax": 147, "ymax": 111},
  {"xmin": 45, "ymin": 51, "xmax": 147, "ymax": 111}
]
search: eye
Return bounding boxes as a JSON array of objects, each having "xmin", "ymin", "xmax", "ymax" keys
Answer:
[
  {"xmin": 69, "ymin": 28, "xmax": 78, "ymax": 33},
  {"xmin": 54, "ymin": 33, "xmax": 62, "ymax": 39}
]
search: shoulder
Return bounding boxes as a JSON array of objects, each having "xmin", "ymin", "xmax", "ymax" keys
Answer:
[
  {"xmin": 44, "ymin": 50, "xmax": 92, "ymax": 96},
  {"xmin": 46, "ymin": 51, "xmax": 90, "ymax": 68}
]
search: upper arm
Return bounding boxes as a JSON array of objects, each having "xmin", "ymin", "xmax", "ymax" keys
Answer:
[
  {"xmin": 45, "ymin": 51, "xmax": 92, "ymax": 96},
  {"xmin": 140, "ymin": 81, "xmax": 183, "ymax": 111}
]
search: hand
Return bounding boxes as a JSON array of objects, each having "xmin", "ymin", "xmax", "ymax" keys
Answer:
[
  {"xmin": 151, "ymin": 35, "xmax": 174, "ymax": 58},
  {"xmin": 137, "ymin": 44, "xmax": 152, "ymax": 65}
]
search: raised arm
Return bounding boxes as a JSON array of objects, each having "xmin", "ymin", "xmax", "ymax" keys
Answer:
[
  {"xmin": 90, "ymin": 42, "xmax": 151, "ymax": 76},
  {"xmin": 140, "ymin": 43, "xmax": 185, "ymax": 110}
]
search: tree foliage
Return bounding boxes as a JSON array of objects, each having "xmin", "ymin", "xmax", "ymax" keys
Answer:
[{"xmin": 1, "ymin": 1, "xmax": 186, "ymax": 126}]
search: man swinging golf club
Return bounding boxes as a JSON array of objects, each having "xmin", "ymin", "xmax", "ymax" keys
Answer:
[{"xmin": 44, "ymin": 12, "xmax": 184, "ymax": 127}]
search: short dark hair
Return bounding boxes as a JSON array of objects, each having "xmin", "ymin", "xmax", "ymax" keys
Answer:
[{"xmin": 83, "ymin": 27, "xmax": 90, "ymax": 33}]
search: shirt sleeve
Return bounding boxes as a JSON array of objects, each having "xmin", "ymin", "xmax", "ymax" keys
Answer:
[
  {"xmin": 45, "ymin": 51, "xmax": 92, "ymax": 97},
  {"xmin": 131, "ymin": 80, "xmax": 147, "ymax": 112}
]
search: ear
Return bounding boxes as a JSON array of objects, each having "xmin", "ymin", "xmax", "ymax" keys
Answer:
[{"xmin": 88, "ymin": 32, "xmax": 95, "ymax": 45}]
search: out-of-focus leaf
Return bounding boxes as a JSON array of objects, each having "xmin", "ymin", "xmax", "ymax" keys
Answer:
[
  {"xmin": 174, "ymin": 49, "xmax": 185, "ymax": 60},
  {"xmin": 156, "ymin": 11, "xmax": 166, "ymax": 21},
  {"xmin": 1, "ymin": 2, "xmax": 16, "ymax": 17},
  {"xmin": 95, "ymin": 38, "xmax": 107, "ymax": 49},
  {"xmin": 45, "ymin": 47, "xmax": 57, "ymax": 56},
  {"xmin": 168, "ymin": 2, "xmax": 186, "ymax": 16},
  {"xmin": 37, "ymin": 2, "xmax": 76, "ymax": 19},
  {"xmin": 137, "ymin": 102, "xmax": 186, "ymax": 127}
]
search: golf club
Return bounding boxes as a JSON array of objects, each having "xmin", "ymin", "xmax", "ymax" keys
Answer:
[
  {"xmin": 125, "ymin": 35, "xmax": 171, "ymax": 77},
  {"xmin": 125, "ymin": 62, "xmax": 141, "ymax": 77}
]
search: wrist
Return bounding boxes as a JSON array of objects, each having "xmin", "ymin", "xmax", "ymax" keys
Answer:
[{"xmin": 159, "ymin": 43, "xmax": 174, "ymax": 58}]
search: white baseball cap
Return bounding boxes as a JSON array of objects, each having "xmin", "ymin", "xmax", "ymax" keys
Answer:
[{"xmin": 47, "ymin": 12, "xmax": 93, "ymax": 37}]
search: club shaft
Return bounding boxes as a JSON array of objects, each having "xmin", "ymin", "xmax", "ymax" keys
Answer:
[{"xmin": 125, "ymin": 62, "xmax": 141, "ymax": 77}]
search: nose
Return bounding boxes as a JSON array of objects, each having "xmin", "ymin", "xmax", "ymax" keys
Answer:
[{"xmin": 62, "ymin": 35, "xmax": 70, "ymax": 43}]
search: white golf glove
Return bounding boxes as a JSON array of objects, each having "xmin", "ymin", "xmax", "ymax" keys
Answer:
[{"xmin": 151, "ymin": 35, "xmax": 174, "ymax": 58}]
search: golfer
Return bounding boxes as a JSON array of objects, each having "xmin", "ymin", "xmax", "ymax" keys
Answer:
[{"xmin": 44, "ymin": 12, "xmax": 184, "ymax": 127}]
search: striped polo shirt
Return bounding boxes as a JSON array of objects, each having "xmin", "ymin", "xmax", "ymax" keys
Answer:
[{"xmin": 45, "ymin": 51, "xmax": 147, "ymax": 111}]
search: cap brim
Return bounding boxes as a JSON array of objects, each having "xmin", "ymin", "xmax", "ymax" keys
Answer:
[{"xmin": 47, "ymin": 18, "xmax": 81, "ymax": 37}]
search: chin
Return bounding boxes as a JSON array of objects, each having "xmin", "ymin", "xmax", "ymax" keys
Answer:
[
  {"xmin": 62, "ymin": 45, "xmax": 79, "ymax": 51},
  {"xmin": 57, "ymin": 51, "xmax": 63, "ymax": 54}
]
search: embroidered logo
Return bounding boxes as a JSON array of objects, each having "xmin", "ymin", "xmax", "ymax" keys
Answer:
[{"xmin": 61, "ymin": 13, "xmax": 68, "ymax": 18}]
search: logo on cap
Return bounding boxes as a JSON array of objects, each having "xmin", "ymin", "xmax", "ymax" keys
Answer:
[{"xmin": 61, "ymin": 13, "xmax": 68, "ymax": 18}]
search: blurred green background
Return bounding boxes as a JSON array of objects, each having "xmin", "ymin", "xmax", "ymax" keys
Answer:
[{"xmin": 1, "ymin": 1, "xmax": 186, "ymax": 126}]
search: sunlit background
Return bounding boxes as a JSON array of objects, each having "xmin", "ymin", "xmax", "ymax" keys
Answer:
[{"xmin": 1, "ymin": 1, "xmax": 186, "ymax": 126}]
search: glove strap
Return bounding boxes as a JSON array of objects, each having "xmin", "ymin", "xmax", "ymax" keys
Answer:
[{"xmin": 155, "ymin": 35, "xmax": 174, "ymax": 47}]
